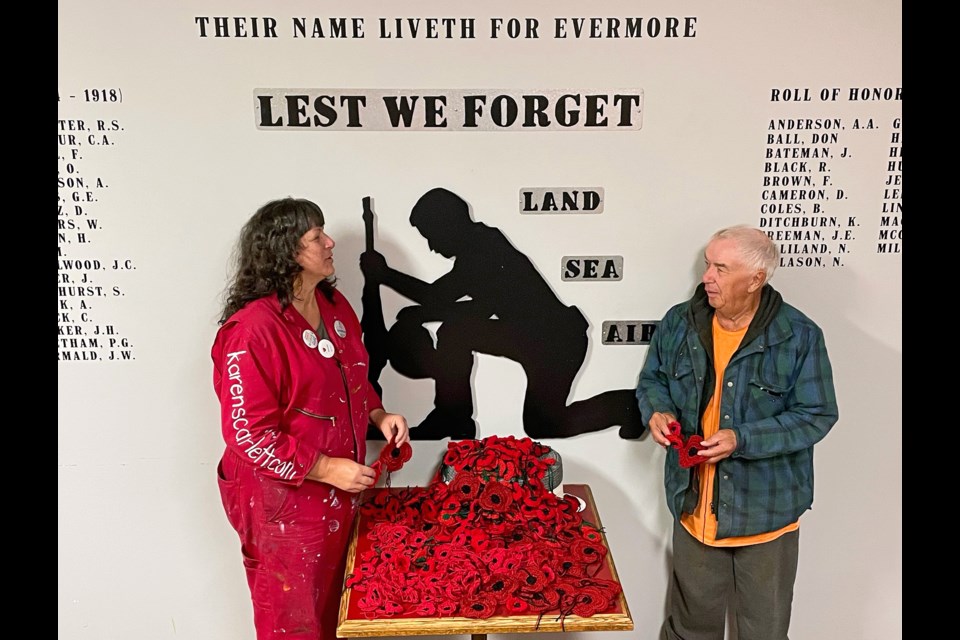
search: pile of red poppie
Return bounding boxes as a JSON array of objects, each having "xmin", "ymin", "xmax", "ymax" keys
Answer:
[{"xmin": 346, "ymin": 435, "xmax": 622, "ymax": 623}]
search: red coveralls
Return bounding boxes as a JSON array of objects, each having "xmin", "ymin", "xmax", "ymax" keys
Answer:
[{"xmin": 213, "ymin": 289, "xmax": 382, "ymax": 640}]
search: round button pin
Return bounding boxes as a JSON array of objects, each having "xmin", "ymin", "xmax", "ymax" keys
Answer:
[
  {"xmin": 318, "ymin": 339, "xmax": 335, "ymax": 358},
  {"xmin": 334, "ymin": 320, "xmax": 347, "ymax": 338},
  {"xmin": 302, "ymin": 329, "xmax": 318, "ymax": 349}
]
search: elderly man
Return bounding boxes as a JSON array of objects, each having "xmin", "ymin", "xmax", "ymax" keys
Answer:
[{"xmin": 636, "ymin": 225, "xmax": 838, "ymax": 640}]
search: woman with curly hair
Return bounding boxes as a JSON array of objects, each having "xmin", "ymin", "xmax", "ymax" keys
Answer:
[{"xmin": 213, "ymin": 197, "xmax": 409, "ymax": 640}]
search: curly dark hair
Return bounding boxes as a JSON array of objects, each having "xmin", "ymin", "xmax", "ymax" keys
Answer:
[{"xmin": 219, "ymin": 198, "xmax": 335, "ymax": 324}]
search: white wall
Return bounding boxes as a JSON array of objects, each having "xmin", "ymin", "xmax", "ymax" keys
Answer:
[{"xmin": 58, "ymin": 2, "xmax": 902, "ymax": 639}]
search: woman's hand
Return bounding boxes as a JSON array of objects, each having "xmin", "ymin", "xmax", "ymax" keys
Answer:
[
  {"xmin": 307, "ymin": 455, "xmax": 376, "ymax": 492},
  {"xmin": 370, "ymin": 408, "xmax": 410, "ymax": 445}
]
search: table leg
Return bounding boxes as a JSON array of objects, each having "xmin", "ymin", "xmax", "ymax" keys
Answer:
[{"xmin": 471, "ymin": 634, "xmax": 487, "ymax": 640}]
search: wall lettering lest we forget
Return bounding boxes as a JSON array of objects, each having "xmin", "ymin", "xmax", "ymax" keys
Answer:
[{"xmin": 254, "ymin": 89, "xmax": 644, "ymax": 131}]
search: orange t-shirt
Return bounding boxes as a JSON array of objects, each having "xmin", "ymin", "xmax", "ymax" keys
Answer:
[{"xmin": 680, "ymin": 315, "xmax": 799, "ymax": 547}]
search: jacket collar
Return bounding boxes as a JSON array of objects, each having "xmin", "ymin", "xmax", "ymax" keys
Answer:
[{"xmin": 688, "ymin": 283, "xmax": 785, "ymax": 353}]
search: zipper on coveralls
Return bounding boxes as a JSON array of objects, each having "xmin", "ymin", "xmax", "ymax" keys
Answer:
[
  {"xmin": 338, "ymin": 362, "xmax": 361, "ymax": 462},
  {"xmin": 294, "ymin": 407, "xmax": 336, "ymax": 425}
]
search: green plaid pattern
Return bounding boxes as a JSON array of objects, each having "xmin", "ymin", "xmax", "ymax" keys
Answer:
[{"xmin": 637, "ymin": 285, "xmax": 838, "ymax": 539}]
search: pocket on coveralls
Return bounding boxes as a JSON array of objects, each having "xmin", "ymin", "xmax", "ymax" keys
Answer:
[
  {"xmin": 217, "ymin": 458, "xmax": 243, "ymax": 533},
  {"xmin": 257, "ymin": 474, "xmax": 298, "ymax": 524}
]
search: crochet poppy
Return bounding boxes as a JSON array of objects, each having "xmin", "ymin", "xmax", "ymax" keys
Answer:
[
  {"xmin": 371, "ymin": 440, "xmax": 414, "ymax": 485},
  {"xmin": 666, "ymin": 420, "xmax": 707, "ymax": 468},
  {"xmin": 449, "ymin": 471, "xmax": 482, "ymax": 500},
  {"xmin": 462, "ymin": 595, "xmax": 498, "ymax": 619},
  {"xmin": 478, "ymin": 481, "xmax": 513, "ymax": 512},
  {"xmin": 484, "ymin": 574, "xmax": 521, "ymax": 601},
  {"xmin": 345, "ymin": 436, "xmax": 623, "ymax": 623}
]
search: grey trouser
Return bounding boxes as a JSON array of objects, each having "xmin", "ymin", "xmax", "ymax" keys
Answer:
[{"xmin": 663, "ymin": 521, "xmax": 799, "ymax": 640}]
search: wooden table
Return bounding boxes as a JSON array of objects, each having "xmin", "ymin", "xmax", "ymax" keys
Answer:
[{"xmin": 337, "ymin": 484, "xmax": 633, "ymax": 638}]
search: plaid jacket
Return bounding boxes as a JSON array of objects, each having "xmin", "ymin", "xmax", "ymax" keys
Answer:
[{"xmin": 636, "ymin": 284, "xmax": 838, "ymax": 539}]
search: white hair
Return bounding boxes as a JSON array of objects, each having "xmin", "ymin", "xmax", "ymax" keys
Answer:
[{"xmin": 710, "ymin": 225, "xmax": 779, "ymax": 282}]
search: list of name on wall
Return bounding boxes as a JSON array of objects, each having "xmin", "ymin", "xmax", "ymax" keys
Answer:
[
  {"xmin": 58, "ymin": 88, "xmax": 136, "ymax": 363},
  {"xmin": 878, "ymin": 118, "xmax": 901, "ymax": 255},
  {"xmin": 759, "ymin": 86, "xmax": 902, "ymax": 268}
]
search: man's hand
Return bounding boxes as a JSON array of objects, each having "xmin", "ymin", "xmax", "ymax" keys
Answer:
[
  {"xmin": 647, "ymin": 411, "xmax": 678, "ymax": 448},
  {"xmin": 307, "ymin": 455, "xmax": 376, "ymax": 493},
  {"xmin": 370, "ymin": 408, "xmax": 410, "ymax": 446},
  {"xmin": 360, "ymin": 250, "xmax": 388, "ymax": 282},
  {"xmin": 698, "ymin": 429, "xmax": 737, "ymax": 464}
]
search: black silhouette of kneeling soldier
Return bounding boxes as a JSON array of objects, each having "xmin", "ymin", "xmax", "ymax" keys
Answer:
[{"xmin": 360, "ymin": 187, "xmax": 643, "ymax": 440}]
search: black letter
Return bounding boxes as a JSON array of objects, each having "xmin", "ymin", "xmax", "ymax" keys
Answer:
[
  {"xmin": 286, "ymin": 95, "xmax": 310, "ymax": 127},
  {"xmin": 257, "ymin": 95, "xmax": 283, "ymax": 127}
]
